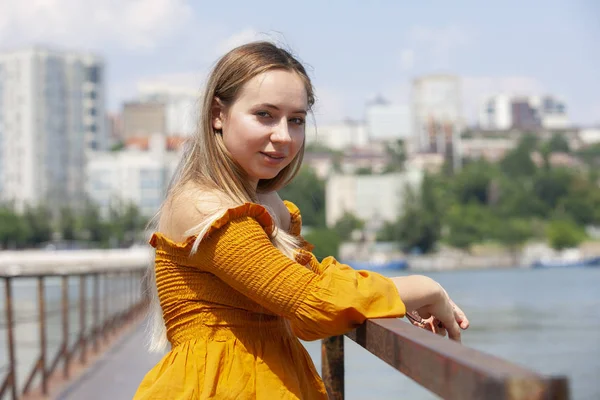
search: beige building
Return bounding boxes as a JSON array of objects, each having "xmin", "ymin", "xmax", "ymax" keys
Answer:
[
  {"xmin": 460, "ymin": 137, "xmax": 517, "ymax": 162},
  {"xmin": 325, "ymin": 168, "xmax": 423, "ymax": 228},
  {"xmin": 122, "ymin": 101, "xmax": 166, "ymax": 139}
]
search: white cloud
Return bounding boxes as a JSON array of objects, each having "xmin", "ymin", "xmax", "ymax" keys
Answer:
[
  {"xmin": 0, "ymin": 0, "xmax": 194, "ymax": 51},
  {"xmin": 406, "ymin": 25, "xmax": 470, "ymax": 70}
]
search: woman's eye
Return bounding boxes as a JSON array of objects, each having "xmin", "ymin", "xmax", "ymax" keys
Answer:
[
  {"xmin": 290, "ymin": 117, "xmax": 305, "ymax": 125},
  {"xmin": 256, "ymin": 111, "xmax": 271, "ymax": 118}
]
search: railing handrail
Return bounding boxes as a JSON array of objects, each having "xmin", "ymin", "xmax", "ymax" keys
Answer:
[
  {"xmin": 0, "ymin": 267, "xmax": 147, "ymax": 279},
  {"xmin": 0, "ymin": 267, "xmax": 149, "ymax": 400},
  {"xmin": 322, "ymin": 318, "xmax": 570, "ymax": 400}
]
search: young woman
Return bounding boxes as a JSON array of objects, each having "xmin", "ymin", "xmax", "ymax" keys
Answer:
[{"xmin": 134, "ymin": 41, "xmax": 469, "ymax": 399}]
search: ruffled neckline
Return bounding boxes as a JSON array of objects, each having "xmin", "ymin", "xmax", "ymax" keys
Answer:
[{"xmin": 150, "ymin": 201, "xmax": 302, "ymax": 250}]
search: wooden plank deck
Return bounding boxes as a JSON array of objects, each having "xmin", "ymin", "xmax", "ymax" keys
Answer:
[{"xmin": 56, "ymin": 321, "xmax": 163, "ymax": 400}]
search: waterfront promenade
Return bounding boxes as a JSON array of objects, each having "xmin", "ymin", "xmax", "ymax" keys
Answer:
[{"xmin": 1, "ymin": 250, "xmax": 579, "ymax": 400}]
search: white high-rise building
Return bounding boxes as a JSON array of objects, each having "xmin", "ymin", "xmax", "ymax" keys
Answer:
[
  {"xmin": 365, "ymin": 96, "xmax": 411, "ymax": 142},
  {"xmin": 478, "ymin": 94, "xmax": 513, "ymax": 130},
  {"xmin": 0, "ymin": 47, "xmax": 106, "ymax": 212},
  {"xmin": 478, "ymin": 94, "xmax": 570, "ymax": 130}
]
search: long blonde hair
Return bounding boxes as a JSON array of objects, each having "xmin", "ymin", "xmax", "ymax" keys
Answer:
[{"xmin": 145, "ymin": 42, "xmax": 316, "ymax": 352}]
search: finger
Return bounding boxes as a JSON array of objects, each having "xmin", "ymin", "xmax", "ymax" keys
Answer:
[
  {"xmin": 436, "ymin": 304, "xmax": 461, "ymax": 342},
  {"xmin": 450, "ymin": 300, "xmax": 470, "ymax": 330},
  {"xmin": 426, "ymin": 319, "xmax": 437, "ymax": 334},
  {"xmin": 445, "ymin": 321, "xmax": 461, "ymax": 342},
  {"xmin": 436, "ymin": 327, "xmax": 447, "ymax": 337}
]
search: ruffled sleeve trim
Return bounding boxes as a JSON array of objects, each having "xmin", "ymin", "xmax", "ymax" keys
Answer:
[
  {"xmin": 149, "ymin": 203, "xmax": 276, "ymax": 250},
  {"xmin": 282, "ymin": 200, "xmax": 315, "ymax": 253},
  {"xmin": 283, "ymin": 200, "xmax": 302, "ymax": 236}
]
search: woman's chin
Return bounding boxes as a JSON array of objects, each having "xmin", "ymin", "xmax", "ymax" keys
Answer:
[{"xmin": 251, "ymin": 167, "xmax": 287, "ymax": 182}]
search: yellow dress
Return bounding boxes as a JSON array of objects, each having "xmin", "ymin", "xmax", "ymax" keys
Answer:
[{"xmin": 134, "ymin": 201, "xmax": 406, "ymax": 400}]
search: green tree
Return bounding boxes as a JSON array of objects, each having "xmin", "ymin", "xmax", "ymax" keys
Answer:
[
  {"xmin": 383, "ymin": 139, "xmax": 407, "ymax": 173},
  {"xmin": 496, "ymin": 178, "xmax": 549, "ymax": 219},
  {"xmin": 0, "ymin": 206, "xmax": 29, "ymax": 248},
  {"xmin": 22, "ymin": 205, "xmax": 53, "ymax": 245},
  {"xmin": 532, "ymin": 168, "xmax": 573, "ymax": 210},
  {"xmin": 279, "ymin": 167, "xmax": 326, "ymax": 227},
  {"xmin": 78, "ymin": 201, "xmax": 111, "ymax": 244},
  {"xmin": 500, "ymin": 134, "xmax": 538, "ymax": 177},
  {"xmin": 333, "ymin": 212, "xmax": 364, "ymax": 241},
  {"xmin": 304, "ymin": 228, "xmax": 341, "ymax": 260},
  {"xmin": 58, "ymin": 207, "xmax": 77, "ymax": 241},
  {"xmin": 110, "ymin": 141, "xmax": 125, "ymax": 152},
  {"xmin": 558, "ymin": 175, "xmax": 600, "ymax": 226},
  {"xmin": 107, "ymin": 200, "xmax": 147, "ymax": 247},
  {"xmin": 392, "ymin": 176, "xmax": 443, "ymax": 253},
  {"xmin": 451, "ymin": 160, "xmax": 497, "ymax": 204},
  {"xmin": 546, "ymin": 219, "xmax": 586, "ymax": 250},
  {"xmin": 355, "ymin": 167, "xmax": 373, "ymax": 175},
  {"xmin": 546, "ymin": 133, "xmax": 570, "ymax": 153},
  {"xmin": 494, "ymin": 218, "xmax": 534, "ymax": 251},
  {"xmin": 576, "ymin": 143, "xmax": 600, "ymax": 167},
  {"xmin": 445, "ymin": 203, "xmax": 495, "ymax": 251}
]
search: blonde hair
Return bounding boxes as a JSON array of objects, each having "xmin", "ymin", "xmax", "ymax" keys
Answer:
[{"xmin": 145, "ymin": 41, "xmax": 316, "ymax": 352}]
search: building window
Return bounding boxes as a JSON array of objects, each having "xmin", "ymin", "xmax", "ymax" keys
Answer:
[{"xmin": 86, "ymin": 66, "xmax": 101, "ymax": 83}]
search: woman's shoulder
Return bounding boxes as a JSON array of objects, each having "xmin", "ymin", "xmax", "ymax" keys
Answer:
[
  {"xmin": 257, "ymin": 191, "xmax": 293, "ymax": 232},
  {"xmin": 158, "ymin": 184, "xmax": 238, "ymax": 243}
]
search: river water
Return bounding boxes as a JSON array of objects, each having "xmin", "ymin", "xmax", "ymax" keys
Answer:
[
  {"xmin": 303, "ymin": 267, "xmax": 600, "ymax": 400},
  {"xmin": 1, "ymin": 267, "xmax": 599, "ymax": 399}
]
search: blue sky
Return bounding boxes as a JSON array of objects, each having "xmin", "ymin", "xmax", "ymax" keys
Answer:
[{"xmin": 2, "ymin": 0, "xmax": 599, "ymax": 125}]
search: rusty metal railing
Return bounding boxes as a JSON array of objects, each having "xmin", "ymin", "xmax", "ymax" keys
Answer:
[
  {"xmin": 0, "ymin": 267, "xmax": 148, "ymax": 400},
  {"xmin": 322, "ymin": 318, "xmax": 570, "ymax": 400}
]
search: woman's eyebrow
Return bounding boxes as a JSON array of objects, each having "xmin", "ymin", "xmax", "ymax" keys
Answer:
[{"xmin": 255, "ymin": 103, "xmax": 307, "ymax": 115}]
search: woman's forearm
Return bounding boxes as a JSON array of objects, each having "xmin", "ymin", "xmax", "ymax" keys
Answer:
[{"xmin": 390, "ymin": 275, "xmax": 442, "ymax": 312}]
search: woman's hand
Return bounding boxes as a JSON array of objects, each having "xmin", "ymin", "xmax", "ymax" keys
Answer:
[{"xmin": 391, "ymin": 275, "xmax": 469, "ymax": 342}]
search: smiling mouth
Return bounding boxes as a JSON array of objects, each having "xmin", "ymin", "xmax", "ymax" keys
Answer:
[{"xmin": 261, "ymin": 152, "xmax": 286, "ymax": 160}]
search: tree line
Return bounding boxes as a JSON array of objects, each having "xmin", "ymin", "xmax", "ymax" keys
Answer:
[
  {"xmin": 282, "ymin": 133, "xmax": 600, "ymax": 258},
  {"xmin": 0, "ymin": 200, "xmax": 148, "ymax": 250}
]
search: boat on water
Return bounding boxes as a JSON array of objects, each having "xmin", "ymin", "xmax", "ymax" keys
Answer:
[
  {"xmin": 343, "ymin": 259, "xmax": 409, "ymax": 271},
  {"xmin": 532, "ymin": 256, "xmax": 600, "ymax": 268}
]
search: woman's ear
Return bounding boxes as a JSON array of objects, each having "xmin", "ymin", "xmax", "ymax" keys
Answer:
[{"xmin": 211, "ymin": 97, "xmax": 225, "ymax": 131}]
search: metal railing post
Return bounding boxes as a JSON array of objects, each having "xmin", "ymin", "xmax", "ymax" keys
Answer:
[
  {"xmin": 62, "ymin": 275, "xmax": 70, "ymax": 379},
  {"xmin": 93, "ymin": 273, "xmax": 99, "ymax": 352},
  {"xmin": 322, "ymin": 336, "xmax": 345, "ymax": 400},
  {"xmin": 4, "ymin": 278, "xmax": 17, "ymax": 400},
  {"xmin": 38, "ymin": 276, "xmax": 48, "ymax": 394},
  {"xmin": 79, "ymin": 275, "xmax": 86, "ymax": 364}
]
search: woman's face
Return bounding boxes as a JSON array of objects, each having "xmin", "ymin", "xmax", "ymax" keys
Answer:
[{"xmin": 213, "ymin": 69, "xmax": 308, "ymax": 188}]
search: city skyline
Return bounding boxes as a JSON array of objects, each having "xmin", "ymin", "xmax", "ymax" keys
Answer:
[{"xmin": 1, "ymin": 0, "xmax": 598, "ymax": 127}]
